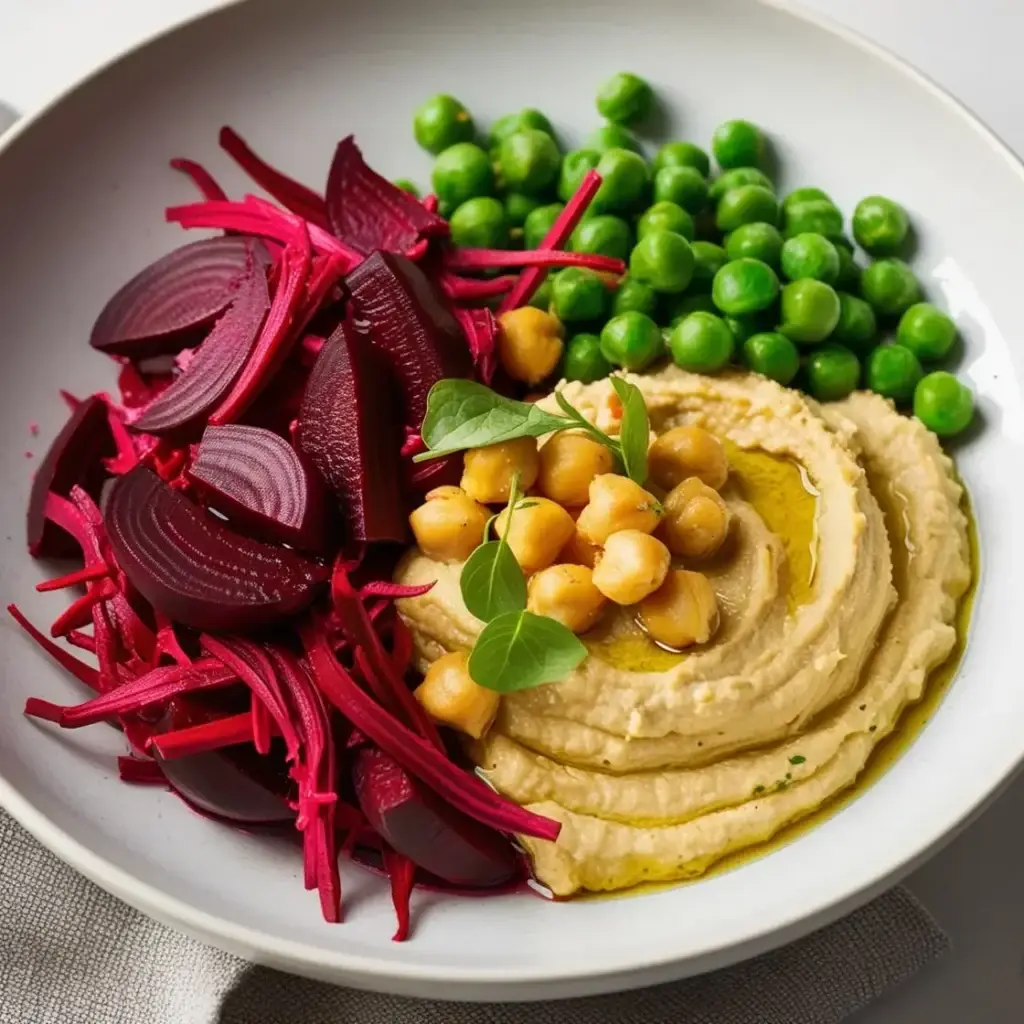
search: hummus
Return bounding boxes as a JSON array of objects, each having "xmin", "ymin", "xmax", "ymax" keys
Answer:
[{"xmin": 395, "ymin": 367, "xmax": 972, "ymax": 897}]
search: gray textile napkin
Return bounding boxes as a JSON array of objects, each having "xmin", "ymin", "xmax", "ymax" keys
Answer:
[{"xmin": 0, "ymin": 810, "xmax": 948, "ymax": 1024}]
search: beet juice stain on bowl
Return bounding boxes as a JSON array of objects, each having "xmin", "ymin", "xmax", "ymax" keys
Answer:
[{"xmin": 14, "ymin": 123, "xmax": 611, "ymax": 940}]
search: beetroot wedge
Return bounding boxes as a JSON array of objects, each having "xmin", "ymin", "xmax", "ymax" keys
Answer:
[
  {"xmin": 186, "ymin": 424, "xmax": 327, "ymax": 551},
  {"xmin": 353, "ymin": 746, "xmax": 517, "ymax": 888},
  {"xmin": 90, "ymin": 237, "xmax": 265, "ymax": 358},
  {"xmin": 325, "ymin": 136, "xmax": 448, "ymax": 256},
  {"xmin": 346, "ymin": 252, "xmax": 471, "ymax": 427},
  {"xmin": 132, "ymin": 265, "xmax": 270, "ymax": 437},
  {"xmin": 299, "ymin": 319, "xmax": 408, "ymax": 545},
  {"xmin": 28, "ymin": 396, "xmax": 117, "ymax": 557},
  {"xmin": 103, "ymin": 467, "xmax": 327, "ymax": 631}
]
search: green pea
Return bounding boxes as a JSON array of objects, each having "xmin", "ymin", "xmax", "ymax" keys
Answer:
[
  {"xmin": 664, "ymin": 292, "xmax": 717, "ymax": 326},
  {"xmin": 712, "ymin": 258, "xmax": 780, "ymax": 316},
  {"xmin": 637, "ymin": 201, "xmax": 695, "ymax": 242},
  {"xmin": 653, "ymin": 141, "xmax": 711, "ymax": 178},
  {"xmin": 497, "ymin": 129, "xmax": 561, "ymax": 196},
  {"xmin": 725, "ymin": 223, "xmax": 783, "ymax": 268},
  {"xmin": 488, "ymin": 109, "xmax": 556, "ymax": 151},
  {"xmin": 690, "ymin": 241, "xmax": 729, "ymax": 290},
  {"xmin": 504, "ymin": 192, "xmax": 541, "ymax": 229},
  {"xmin": 593, "ymin": 149, "xmax": 650, "ymax": 215},
  {"xmin": 563, "ymin": 332, "xmax": 613, "ymax": 383},
  {"xmin": 393, "ymin": 178, "xmax": 420, "ymax": 197},
  {"xmin": 852, "ymin": 195, "xmax": 909, "ymax": 255},
  {"xmin": 523, "ymin": 203, "xmax": 564, "ymax": 250},
  {"xmin": 897, "ymin": 303, "xmax": 957, "ymax": 361},
  {"xmin": 832, "ymin": 293, "xmax": 878, "ymax": 354},
  {"xmin": 742, "ymin": 332, "xmax": 801, "ymax": 385},
  {"xmin": 709, "ymin": 168, "xmax": 773, "ymax": 203},
  {"xmin": 600, "ymin": 312, "xmax": 664, "ymax": 371},
  {"xmin": 586, "ymin": 123, "xmax": 643, "ymax": 155},
  {"xmin": 913, "ymin": 371, "xmax": 974, "ymax": 437},
  {"xmin": 432, "ymin": 143, "xmax": 494, "ymax": 208},
  {"xmin": 835, "ymin": 245, "xmax": 862, "ymax": 292},
  {"xmin": 527, "ymin": 278, "xmax": 553, "ymax": 311},
  {"xmin": 448, "ymin": 197, "xmax": 508, "ymax": 249},
  {"xmin": 559, "ymin": 149, "xmax": 601, "ymax": 203},
  {"xmin": 861, "ymin": 259, "xmax": 920, "ymax": 317},
  {"xmin": 414, "ymin": 94, "xmax": 475, "ymax": 154},
  {"xmin": 629, "ymin": 230, "xmax": 695, "ymax": 294},
  {"xmin": 596, "ymin": 71, "xmax": 653, "ymax": 126},
  {"xmin": 716, "ymin": 185, "xmax": 779, "ymax": 232},
  {"xmin": 711, "ymin": 119, "xmax": 764, "ymax": 169},
  {"xmin": 551, "ymin": 267, "xmax": 609, "ymax": 323},
  {"xmin": 783, "ymin": 199, "xmax": 844, "ymax": 240},
  {"xmin": 867, "ymin": 344, "xmax": 923, "ymax": 404},
  {"xmin": 572, "ymin": 215, "xmax": 632, "ymax": 261},
  {"xmin": 612, "ymin": 277, "xmax": 658, "ymax": 318},
  {"xmin": 805, "ymin": 345, "xmax": 861, "ymax": 402},
  {"xmin": 779, "ymin": 279, "xmax": 841, "ymax": 344},
  {"xmin": 780, "ymin": 233, "xmax": 841, "ymax": 283},
  {"xmin": 653, "ymin": 166, "xmax": 709, "ymax": 214},
  {"xmin": 668, "ymin": 312, "xmax": 735, "ymax": 372},
  {"xmin": 782, "ymin": 187, "xmax": 831, "ymax": 213}
]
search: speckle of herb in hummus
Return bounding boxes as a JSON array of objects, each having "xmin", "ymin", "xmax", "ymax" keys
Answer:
[
  {"xmin": 753, "ymin": 785, "xmax": 765, "ymax": 795},
  {"xmin": 869, "ymin": 725, "xmax": 877, "ymax": 732},
  {"xmin": 789, "ymin": 754, "xmax": 806, "ymax": 765},
  {"xmin": 859, "ymin": 704, "xmax": 867, "ymax": 711}
]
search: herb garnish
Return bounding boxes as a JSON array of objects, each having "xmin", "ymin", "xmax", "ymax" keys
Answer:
[{"xmin": 789, "ymin": 754, "xmax": 806, "ymax": 765}]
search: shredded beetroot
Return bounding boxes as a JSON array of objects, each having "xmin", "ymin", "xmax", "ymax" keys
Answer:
[
  {"xmin": 118, "ymin": 756, "xmax": 166, "ymax": 785},
  {"xmin": 446, "ymin": 247, "xmax": 623, "ymax": 275},
  {"xmin": 36, "ymin": 564, "xmax": 110, "ymax": 593},
  {"xmin": 9, "ymin": 605, "xmax": 102, "ymax": 691},
  {"xmin": 453, "ymin": 306, "xmax": 499, "ymax": 384},
  {"xmin": 440, "ymin": 274, "xmax": 517, "ymax": 303},
  {"xmin": 170, "ymin": 158, "xmax": 229, "ymax": 201},
  {"xmin": 384, "ymin": 847, "xmax": 417, "ymax": 942}
]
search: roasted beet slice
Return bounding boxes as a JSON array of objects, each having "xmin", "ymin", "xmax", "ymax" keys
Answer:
[
  {"xmin": 325, "ymin": 136, "xmax": 448, "ymax": 255},
  {"xmin": 27, "ymin": 396, "xmax": 116, "ymax": 557},
  {"xmin": 346, "ymin": 252, "xmax": 471, "ymax": 426},
  {"xmin": 90, "ymin": 237, "xmax": 265, "ymax": 358},
  {"xmin": 353, "ymin": 746, "xmax": 517, "ymax": 888},
  {"xmin": 299, "ymin": 319, "xmax": 408, "ymax": 545},
  {"xmin": 132, "ymin": 266, "xmax": 270, "ymax": 437},
  {"xmin": 186, "ymin": 425, "xmax": 327, "ymax": 551},
  {"xmin": 103, "ymin": 467, "xmax": 327, "ymax": 632}
]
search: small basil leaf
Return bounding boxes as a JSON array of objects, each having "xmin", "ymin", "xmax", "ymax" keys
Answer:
[
  {"xmin": 417, "ymin": 379, "xmax": 569, "ymax": 460},
  {"xmin": 460, "ymin": 540, "xmax": 527, "ymax": 621},
  {"xmin": 467, "ymin": 611, "xmax": 588, "ymax": 693},
  {"xmin": 610, "ymin": 377, "xmax": 650, "ymax": 485}
]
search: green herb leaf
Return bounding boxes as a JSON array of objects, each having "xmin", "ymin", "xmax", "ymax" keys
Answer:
[
  {"xmin": 788, "ymin": 754, "xmax": 806, "ymax": 765},
  {"xmin": 610, "ymin": 377, "xmax": 650, "ymax": 485},
  {"xmin": 417, "ymin": 379, "xmax": 569, "ymax": 460},
  {"xmin": 468, "ymin": 610, "xmax": 588, "ymax": 693}
]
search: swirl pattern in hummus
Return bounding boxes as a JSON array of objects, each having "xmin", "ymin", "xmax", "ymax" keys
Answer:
[{"xmin": 395, "ymin": 368, "xmax": 972, "ymax": 897}]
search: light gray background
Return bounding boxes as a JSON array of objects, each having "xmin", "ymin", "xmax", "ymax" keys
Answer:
[{"xmin": 0, "ymin": 1, "xmax": 1021, "ymax": 1020}]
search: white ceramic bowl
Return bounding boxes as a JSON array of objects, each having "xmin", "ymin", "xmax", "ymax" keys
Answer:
[{"xmin": 1, "ymin": 0, "xmax": 1022, "ymax": 1001}]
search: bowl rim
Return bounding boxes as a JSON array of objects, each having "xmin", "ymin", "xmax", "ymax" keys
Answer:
[{"xmin": 0, "ymin": 0, "xmax": 1021, "ymax": 989}]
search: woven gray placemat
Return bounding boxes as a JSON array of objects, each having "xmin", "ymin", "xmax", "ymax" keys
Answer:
[{"xmin": 0, "ymin": 809, "xmax": 947, "ymax": 1024}]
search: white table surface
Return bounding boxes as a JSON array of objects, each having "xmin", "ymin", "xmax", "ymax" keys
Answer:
[{"xmin": 1, "ymin": 1, "xmax": 1022, "ymax": 1020}]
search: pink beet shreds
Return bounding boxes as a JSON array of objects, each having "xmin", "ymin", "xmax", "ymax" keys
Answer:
[
  {"xmin": 16, "ymin": 123, "xmax": 597, "ymax": 941},
  {"xmin": 325, "ymin": 136, "xmax": 448, "ymax": 256},
  {"xmin": 346, "ymin": 252, "xmax": 472, "ymax": 427},
  {"xmin": 299, "ymin": 319, "xmax": 408, "ymax": 546}
]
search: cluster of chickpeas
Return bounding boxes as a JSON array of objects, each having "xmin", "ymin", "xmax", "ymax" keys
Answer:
[{"xmin": 410, "ymin": 405, "xmax": 734, "ymax": 739}]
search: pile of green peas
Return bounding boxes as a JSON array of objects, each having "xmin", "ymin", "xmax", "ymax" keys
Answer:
[{"xmin": 406, "ymin": 74, "xmax": 974, "ymax": 438}]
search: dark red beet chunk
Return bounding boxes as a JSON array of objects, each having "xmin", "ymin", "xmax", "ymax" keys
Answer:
[
  {"xmin": 27, "ymin": 396, "xmax": 116, "ymax": 557},
  {"xmin": 346, "ymin": 252, "xmax": 471, "ymax": 427},
  {"xmin": 132, "ymin": 266, "xmax": 270, "ymax": 438},
  {"xmin": 325, "ymin": 136, "xmax": 448, "ymax": 256},
  {"xmin": 90, "ymin": 237, "xmax": 264, "ymax": 358},
  {"xmin": 353, "ymin": 746, "xmax": 517, "ymax": 888},
  {"xmin": 187, "ymin": 425, "xmax": 327, "ymax": 551},
  {"xmin": 299, "ymin": 319, "xmax": 408, "ymax": 545},
  {"xmin": 103, "ymin": 467, "xmax": 328, "ymax": 632}
]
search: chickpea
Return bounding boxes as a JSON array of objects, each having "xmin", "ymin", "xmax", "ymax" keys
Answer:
[
  {"xmin": 557, "ymin": 525, "xmax": 601, "ymax": 569},
  {"xmin": 497, "ymin": 307, "xmax": 565, "ymax": 385},
  {"xmin": 409, "ymin": 487, "xmax": 489, "ymax": 562},
  {"xmin": 414, "ymin": 651, "xmax": 500, "ymax": 739},
  {"xmin": 592, "ymin": 530, "xmax": 671, "ymax": 605},
  {"xmin": 537, "ymin": 433, "xmax": 615, "ymax": 507},
  {"xmin": 576, "ymin": 473, "xmax": 662, "ymax": 545},
  {"xmin": 495, "ymin": 497, "xmax": 575, "ymax": 573},
  {"xmin": 461, "ymin": 437, "xmax": 540, "ymax": 503},
  {"xmin": 527, "ymin": 564, "xmax": 607, "ymax": 633},
  {"xmin": 648, "ymin": 425, "xmax": 729, "ymax": 492},
  {"xmin": 638, "ymin": 569, "xmax": 720, "ymax": 649},
  {"xmin": 661, "ymin": 477, "xmax": 731, "ymax": 559}
]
